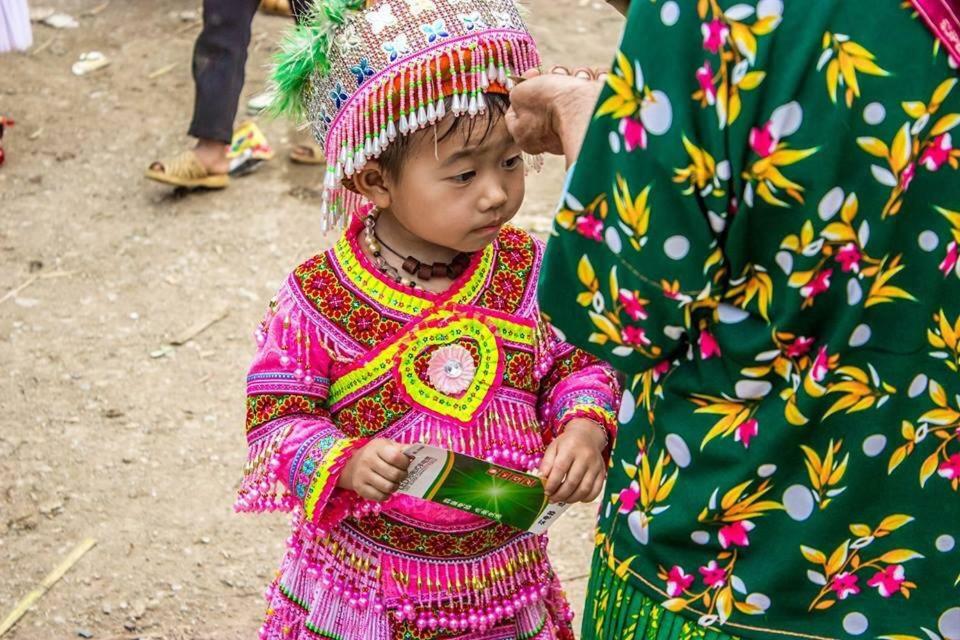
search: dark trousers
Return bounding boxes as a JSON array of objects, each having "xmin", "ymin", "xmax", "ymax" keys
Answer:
[{"xmin": 188, "ymin": 0, "xmax": 311, "ymax": 143}]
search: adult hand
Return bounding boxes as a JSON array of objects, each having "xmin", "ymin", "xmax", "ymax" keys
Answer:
[{"xmin": 506, "ymin": 72, "xmax": 604, "ymax": 167}]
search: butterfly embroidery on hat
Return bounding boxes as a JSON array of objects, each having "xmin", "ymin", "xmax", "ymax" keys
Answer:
[
  {"xmin": 365, "ymin": 4, "xmax": 397, "ymax": 34},
  {"xmin": 350, "ymin": 59, "xmax": 375, "ymax": 87},
  {"xmin": 492, "ymin": 11, "xmax": 515, "ymax": 28},
  {"xmin": 335, "ymin": 23, "xmax": 361, "ymax": 54},
  {"xmin": 421, "ymin": 19, "xmax": 450, "ymax": 43},
  {"xmin": 329, "ymin": 82, "xmax": 349, "ymax": 109},
  {"xmin": 459, "ymin": 12, "xmax": 488, "ymax": 31},
  {"xmin": 382, "ymin": 34, "xmax": 411, "ymax": 62},
  {"xmin": 405, "ymin": 0, "xmax": 437, "ymax": 15}
]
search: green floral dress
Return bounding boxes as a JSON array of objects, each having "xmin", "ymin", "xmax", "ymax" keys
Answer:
[{"xmin": 538, "ymin": 2, "xmax": 960, "ymax": 640}]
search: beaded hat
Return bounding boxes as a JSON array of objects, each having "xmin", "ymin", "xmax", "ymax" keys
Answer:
[{"xmin": 271, "ymin": 0, "xmax": 542, "ymax": 230}]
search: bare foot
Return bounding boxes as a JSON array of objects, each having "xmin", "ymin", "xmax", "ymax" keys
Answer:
[
  {"xmin": 192, "ymin": 139, "xmax": 230, "ymax": 175},
  {"xmin": 147, "ymin": 139, "xmax": 229, "ymax": 176}
]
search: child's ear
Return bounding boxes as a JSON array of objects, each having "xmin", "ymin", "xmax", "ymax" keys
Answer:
[{"xmin": 349, "ymin": 161, "xmax": 392, "ymax": 210}]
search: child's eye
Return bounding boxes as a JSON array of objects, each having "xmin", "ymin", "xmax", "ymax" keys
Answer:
[
  {"xmin": 451, "ymin": 171, "xmax": 476, "ymax": 183},
  {"xmin": 502, "ymin": 155, "xmax": 523, "ymax": 169}
]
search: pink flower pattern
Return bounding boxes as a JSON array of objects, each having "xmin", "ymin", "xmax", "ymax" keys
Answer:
[
  {"xmin": 666, "ymin": 566, "xmax": 695, "ymax": 597},
  {"xmin": 699, "ymin": 329, "xmax": 721, "ymax": 359},
  {"xmin": 576, "ymin": 215, "xmax": 604, "ymax": 242},
  {"xmin": 734, "ymin": 418, "xmax": 759, "ymax": 448},
  {"xmin": 920, "ymin": 134, "xmax": 952, "ymax": 171},
  {"xmin": 800, "ymin": 269, "xmax": 833, "ymax": 301},
  {"xmin": 620, "ymin": 117, "xmax": 647, "ymax": 152},
  {"xmin": 835, "ymin": 243, "xmax": 862, "ymax": 273},
  {"xmin": 938, "ymin": 453, "xmax": 960, "ymax": 480},
  {"xmin": 718, "ymin": 520, "xmax": 754, "ymax": 549},
  {"xmin": 699, "ymin": 561, "xmax": 728, "ymax": 589},
  {"xmin": 701, "ymin": 19, "xmax": 729, "ymax": 54},
  {"xmin": 867, "ymin": 565, "xmax": 906, "ymax": 598},
  {"xmin": 830, "ymin": 572, "xmax": 861, "ymax": 600},
  {"xmin": 619, "ymin": 290, "xmax": 649, "ymax": 321},
  {"xmin": 622, "ymin": 326, "xmax": 651, "ymax": 347}
]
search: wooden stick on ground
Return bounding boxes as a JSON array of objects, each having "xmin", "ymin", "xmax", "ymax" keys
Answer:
[
  {"xmin": 0, "ymin": 538, "xmax": 98, "ymax": 637},
  {"xmin": 147, "ymin": 63, "xmax": 178, "ymax": 80},
  {"xmin": 169, "ymin": 307, "xmax": 230, "ymax": 346},
  {"xmin": 0, "ymin": 271, "xmax": 74, "ymax": 306}
]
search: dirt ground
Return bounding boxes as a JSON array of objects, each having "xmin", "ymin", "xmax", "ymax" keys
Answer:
[{"xmin": 0, "ymin": 2, "xmax": 625, "ymax": 638}]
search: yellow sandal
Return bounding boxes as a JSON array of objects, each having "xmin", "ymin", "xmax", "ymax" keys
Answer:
[{"xmin": 145, "ymin": 151, "xmax": 230, "ymax": 189}]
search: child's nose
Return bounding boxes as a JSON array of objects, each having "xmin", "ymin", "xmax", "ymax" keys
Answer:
[{"xmin": 481, "ymin": 180, "xmax": 509, "ymax": 211}]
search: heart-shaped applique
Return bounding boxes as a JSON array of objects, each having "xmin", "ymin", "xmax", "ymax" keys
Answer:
[{"xmin": 394, "ymin": 315, "xmax": 503, "ymax": 424}]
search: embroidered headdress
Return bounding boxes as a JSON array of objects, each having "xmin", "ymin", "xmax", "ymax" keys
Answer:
[{"xmin": 271, "ymin": 0, "xmax": 541, "ymax": 230}]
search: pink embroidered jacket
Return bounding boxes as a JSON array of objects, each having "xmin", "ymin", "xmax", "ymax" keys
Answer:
[{"xmin": 238, "ymin": 218, "xmax": 620, "ymax": 640}]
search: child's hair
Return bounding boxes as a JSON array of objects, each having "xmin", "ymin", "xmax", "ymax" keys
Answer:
[{"xmin": 376, "ymin": 92, "xmax": 512, "ymax": 179}]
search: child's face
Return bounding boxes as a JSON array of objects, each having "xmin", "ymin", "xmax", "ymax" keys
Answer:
[{"xmin": 378, "ymin": 112, "xmax": 526, "ymax": 254}]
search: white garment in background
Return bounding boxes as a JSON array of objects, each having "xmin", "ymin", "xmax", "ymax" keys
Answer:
[{"xmin": 0, "ymin": 0, "xmax": 32, "ymax": 53}]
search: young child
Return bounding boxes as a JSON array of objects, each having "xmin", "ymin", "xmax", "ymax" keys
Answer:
[{"xmin": 237, "ymin": 1, "xmax": 621, "ymax": 638}]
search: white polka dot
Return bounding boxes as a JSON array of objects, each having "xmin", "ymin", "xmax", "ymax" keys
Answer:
[
  {"xmin": 939, "ymin": 607, "xmax": 960, "ymax": 640},
  {"xmin": 718, "ymin": 304, "xmax": 749, "ymax": 324},
  {"xmin": 919, "ymin": 230, "xmax": 940, "ymax": 252},
  {"xmin": 691, "ymin": 530, "xmax": 710, "ymax": 545},
  {"xmin": 708, "ymin": 211, "xmax": 726, "ymax": 233},
  {"xmin": 863, "ymin": 102, "xmax": 886, "ymax": 125},
  {"xmin": 758, "ymin": 464, "xmax": 777, "ymax": 478},
  {"xmin": 605, "ymin": 226, "xmax": 623, "ymax": 254},
  {"xmin": 640, "ymin": 90, "xmax": 673, "ymax": 136},
  {"xmin": 664, "ymin": 325, "xmax": 684, "ymax": 340},
  {"xmin": 849, "ymin": 324, "xmax": 871, "ymax": 347},
  {"xmin": 665, "ymin": 433, "xmax": 692, "ymax": 468},
  {"xmin": 736, "ymin": 380, "xmax": 772, "ymax": 399},
  {"xmin": 608, "ymin": 131, "xmax": 622, "ymax": 154},
  {"xmin": 770, "ymin": 101, "xmax": 803, "ymax": 138},
  {"xmin": 628, "ymin": 511, "xmax": 650, "ymax": 544},
  {"xmin": 783, "ymin": 485, "xmax": 815, "ymax": 521},
  {"xmin": 775, "ymin": 250, "xmax": 794, "ymax": 275},
  {"xmin": 862, "ymin": 434, "xmax": 887, "ymax": 457},
  {"xmin": 664, "ymin": 235, "xmax": 690, "ymax": 260},
  {"xmin": 847, "ymin": 279, "xmax": 863, "ymax": 306},
  {"xmin": 909, "ymin": 374, "xmax": 929, "ymax": 398},
  {"xmin": 715, "ymin": 160, "xmax": 732, "ymax": 181},
  {"xmin": 937, "ymin": 535, "xmax": 956, "ymax": 553},
  {"xmin": 746, "ymin": 593, "xmax": 771, "ymax": 612},
  {"xmin": 618, "ymin": 390, "xmax": 635, "ymax": 424},
  {"xmin": 843, "ymin": 612, "xmax": 869, "ymax": 636},
  {"xmin": 756, "ymin": 0, "xmax": 783, "ymax": 19},
  {"xmin": 818, "ymin": 187, "xmax": 844, "ymax": 221},
  {"xmin": 660, "ymin": 1, "xmax": 680, "ymax": 26},
  {"xmin": 859, "ymin": 221, "xmax": 871, "ymax": 247}
]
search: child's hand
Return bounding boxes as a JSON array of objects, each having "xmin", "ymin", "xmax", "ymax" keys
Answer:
[
  {"xmin": 337, "ymin": 439, "xmax": 411, "ymax": 502},
  {"xmin": 540, "ymin": 419, "xmax": 607, "ymax": 504}
]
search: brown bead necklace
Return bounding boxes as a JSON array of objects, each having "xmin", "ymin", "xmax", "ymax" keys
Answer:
[{"xmin": 362, "ymin": 215, "xmax": 472, "ymax": 288}]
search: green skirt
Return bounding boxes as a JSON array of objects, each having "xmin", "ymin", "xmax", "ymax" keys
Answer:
[{"xmin": 583, "ymin": 550, "xmax": 739, "ymax": 640}]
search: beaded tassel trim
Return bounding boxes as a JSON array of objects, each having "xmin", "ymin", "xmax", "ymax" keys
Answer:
[{"xmin": 285, "ymin": 0, "xmax": 541, "ymax": 230}]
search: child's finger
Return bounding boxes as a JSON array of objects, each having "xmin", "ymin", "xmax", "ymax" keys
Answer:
[
  {"xmin": 539, "ymin": 442, "xmax": 558, "ymax": 480},
  {"xmin": 367, "ymin": 474, "xmax": 399, "ymax": 496},
  {"xmin": 378, "ymin": 444, "xmax": 412, "ymax": 470},
  {"xmin": 375, "ymin": 459, "xmax": 408, "ymax": 484},
  {"xmin": 543, "ymin": 452, "xmax": 571, "ymax": 497},
  {"xmin": 359, "ymin": 484, "xmax": 390, "ymax": 502},
  {"xmin": 551, "ymin": 459, "xmax": 586, "ymax": 503}
]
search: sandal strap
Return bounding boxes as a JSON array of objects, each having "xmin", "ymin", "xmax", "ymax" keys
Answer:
[{"xmin": 163, "ymin": 151, "xmax": 212, "ymax": 180}]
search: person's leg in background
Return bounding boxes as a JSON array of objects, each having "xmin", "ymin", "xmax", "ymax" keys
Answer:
[
  {"xmin": 187, "ymin": 0, "xmax": 261, "ymax": 176},
  {"xmin": 146, "ymin": 0, "xmax": 317, "ymax": 186}
]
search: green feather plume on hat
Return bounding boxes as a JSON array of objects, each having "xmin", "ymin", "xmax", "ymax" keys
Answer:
[{"xmin": 269, "ymin": 0, "xmax": 368, "ymax": 119}]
